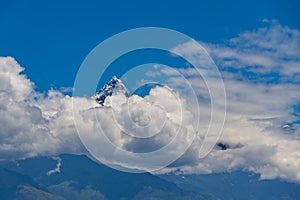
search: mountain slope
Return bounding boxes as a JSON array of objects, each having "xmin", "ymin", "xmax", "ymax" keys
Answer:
[
  {"xmin": 15, "ymin": 185, "xmax": 64, "ymax": 200},
  {"xmin": 160, "ymin": 171, "xmax": 300, "ymax": 200},
  {"xmin": 1, "ymin": 154, "xmax": 217, "ymax": 200},
  {"xmin": 95, "ymin": 76, "xmax": 129, "ymax": 105},
  {"xmin": 0, "ymin": 168, "xmax": 63, "ymax": 200}
]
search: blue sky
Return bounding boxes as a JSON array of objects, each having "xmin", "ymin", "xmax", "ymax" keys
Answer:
[
  {"xmin": 1, "ymin": 0, "xmax": 300, "ymax": 184},
  {"xmin": 1, "ymin": 0, "xmax": 300, "ymax": 91}
]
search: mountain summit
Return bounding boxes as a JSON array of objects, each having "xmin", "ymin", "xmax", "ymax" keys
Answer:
[{"xmin": 95, "ymin": 76, "xmax": 129, "ymax": 105}]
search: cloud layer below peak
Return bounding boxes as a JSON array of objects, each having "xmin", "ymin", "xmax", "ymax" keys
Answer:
[{"xmin": 0, "ymin": 20, "xmax": 300, "ymax": 183}]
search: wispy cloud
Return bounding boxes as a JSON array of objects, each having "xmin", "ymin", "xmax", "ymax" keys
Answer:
[
  {"xmin": 47, "ymin": 156, "xmax": 62, "ymax": 176},
  {"xmin": 205, "ymin": 20, "xmax": 300, "ymax": 80},
  {"xmin": 159, "ymin": 20, "xmax": 300, "ymax": 183},
  {"xmin": 0, "ymin": 20, "xmax": 300, "ymax": 183}
]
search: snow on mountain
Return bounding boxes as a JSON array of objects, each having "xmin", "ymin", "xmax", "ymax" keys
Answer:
[{"xmin": 95, "ymin": 76, "xmax": 129, "ymax": 105}]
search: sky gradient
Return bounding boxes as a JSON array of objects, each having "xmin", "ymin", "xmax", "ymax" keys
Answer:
[
  {"xmin": 1, "ymin": 0, "xmax": 300, "ymax": 185},
  {"xmin": 1, "ymin": 0, "xmax": 300, "ymax": 91}
]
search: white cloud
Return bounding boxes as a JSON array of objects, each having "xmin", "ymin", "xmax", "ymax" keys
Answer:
[
  {"xmin": 73, "ymin": 86, "xmax": 197, "ymax": 172},
  {"xmin": 0, "ymin": 57, "xmax": 84, "ymax": 161},
  {"xmin": 0, "ymin": 57, "xmax": 197, "ymax": 172},
  {"xmin": 1, "ymin": 20, "xmax": 300, "ymax": 183},
  {"xmin": 154, "ymin": 20, "xmax": 300, "ymax": 183},
  {"xmin": 205, "ymin": 20, "xmax": 300, "ymax": 78},
  {"xmin": 59, "ymin": 87, "xmax": 74, "ymax": 93},
  {"xmin": 0, "ymin": 57, "xmax": 33, "ymax": 101},
  {"xmin": 47, "ymin": 156, "xmax": 62, "ymax": 176}
]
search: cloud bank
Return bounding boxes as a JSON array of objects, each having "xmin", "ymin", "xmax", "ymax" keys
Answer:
[
  {"xmin": 0, "ymin": 57, "xmax": 83, "ymax": 160},
  {"xmin": 0, "ymin": 20, "xmax": 300, "ymax": 183},
  {"xmin": 163, "ymin": 20, "xmax": 300, "ymax": 182}
]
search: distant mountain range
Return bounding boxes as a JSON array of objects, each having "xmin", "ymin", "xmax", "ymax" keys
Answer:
[
  {"xmin": 0, "ymin": 154, "xmax": 217, "ymax": 200},
  {"xmin": 1, "ymin": 77, "xmax": 300, "ymax": 199},
  {"xmin": 1, "ymin": 154, "xmax": 300, "ymax": 200}
]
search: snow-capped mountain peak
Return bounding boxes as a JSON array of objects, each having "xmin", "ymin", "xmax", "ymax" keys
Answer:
[{"xmin": 95, "ymin": 76, "xmax": 129, "ymax": 105}]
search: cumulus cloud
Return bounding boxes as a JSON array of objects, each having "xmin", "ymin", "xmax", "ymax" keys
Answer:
[
  {"xmin": 1, "ymin": 20, "xmax": 300, "ymax": 183},
  {"xmin": 0, "ymin": 57, "xmax": 197, "ymax": 172},
  {"xmin": 0, "ymin": 57, "xmax": 83, "ymax": 161},
  {"xmin": 73, "ymin": 85, "xmax": 197, "ymax": 172},
  {"xmin": 154, "ymin": 20, "xmax": 300, "ymax": 183}
]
